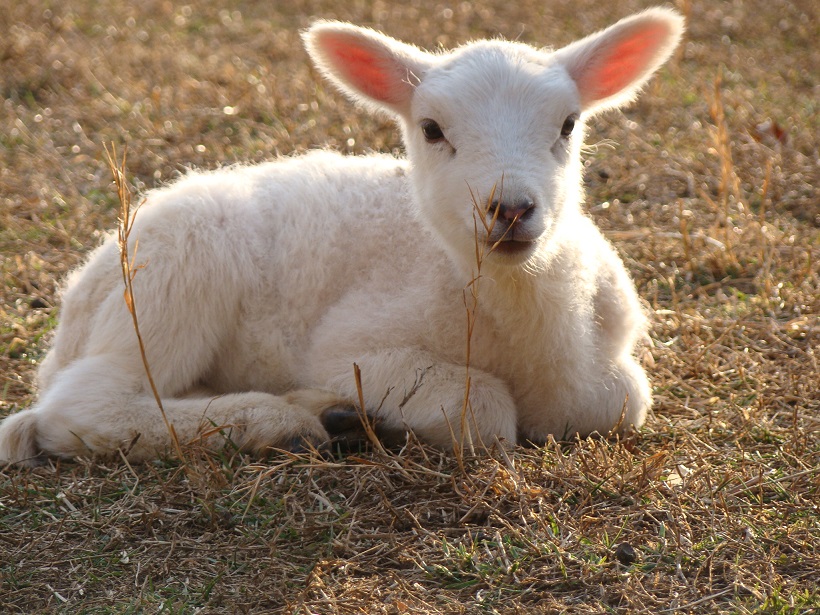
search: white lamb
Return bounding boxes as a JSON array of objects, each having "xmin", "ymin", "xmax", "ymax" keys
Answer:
[{"xmin": 0, "ymin": 9, "xmax": 684, "ymax": 465}]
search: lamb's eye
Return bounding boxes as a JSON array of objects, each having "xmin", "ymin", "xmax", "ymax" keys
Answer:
[
  {"xmin": 421, "ymin": 119, "xmax": 445, "ymax": 143},
  {"xmin": 560, "ymin": 115, "xmax": 577, "ymax": 138}
]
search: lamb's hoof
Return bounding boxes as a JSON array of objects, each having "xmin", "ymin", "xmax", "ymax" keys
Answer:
[
  {"xmin": 320, "ymin": 404, "xmax": 374, "ymax": 449},
  {"xmin": 320, "ymin": 404, "xmax": 407, "ymax": 451},
  {"xmin": 320, "ymin": 404, "xmax": 369, "ymax": 433}
]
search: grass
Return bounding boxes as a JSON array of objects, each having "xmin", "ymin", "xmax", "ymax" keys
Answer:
[{"xmin": 1, "ymin": 0, "xmax": 818, "ymax": 612}]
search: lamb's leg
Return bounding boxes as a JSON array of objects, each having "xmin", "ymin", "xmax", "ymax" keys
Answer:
[
  {"xmin": 0, "ymin": 354, "xmax": 344, "ymax": 466},
  {"xmin": 312, "ymin": 348, "xmax": 518, "ymax": 451}
]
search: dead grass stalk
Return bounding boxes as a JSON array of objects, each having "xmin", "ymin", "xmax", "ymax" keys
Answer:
[{"xmin": 105, "ymin": 144, "xmax": 185, "ymax": 463}]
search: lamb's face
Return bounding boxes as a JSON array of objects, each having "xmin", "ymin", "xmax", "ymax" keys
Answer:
[
  {"xmin": 404, "ymin": 43, "xmax": 583, "ymax": 267},
  {"xmin": 305, "ymin": 11, "xmax": 683, "ymax": 268}
]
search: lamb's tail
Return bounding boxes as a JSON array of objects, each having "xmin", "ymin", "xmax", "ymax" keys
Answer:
[{"xmin": 0, "ymin": 411, "xmax": 44, "ymax": 467}]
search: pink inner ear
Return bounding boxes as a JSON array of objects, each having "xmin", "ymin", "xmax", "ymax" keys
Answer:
[
  {"xmin": 323, "ymin": 35, "xmax": 403, "ymax": 104},
  {"xmin": 581, "ymin": 23, "xmax": 669, "ymax": 102}
]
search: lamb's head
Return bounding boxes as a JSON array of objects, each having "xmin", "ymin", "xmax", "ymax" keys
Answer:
[{"xmin": 304, "ymin": 9, "xmax": 683, "ymax": 269}]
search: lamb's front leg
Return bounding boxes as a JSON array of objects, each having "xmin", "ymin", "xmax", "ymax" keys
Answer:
[{"xmin": 309, "ymin": 348, "xmax": 518, "ymax": 451}]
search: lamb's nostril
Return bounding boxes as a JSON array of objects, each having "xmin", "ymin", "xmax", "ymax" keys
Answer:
[
  {"xmin": 490, "ymin": 197, "xmax": 536, "ymax": 222},
  {"xmin": 516, "ymin": 197, "xmax": 536, "ymax": 219}
]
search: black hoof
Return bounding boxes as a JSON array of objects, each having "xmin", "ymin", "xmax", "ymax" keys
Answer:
[
  {"xmin": 320, "ymin": 404, "xmax": 409, "ymax": 452},
  {"xmin": 320, "ymin": 404, "xmax": 371, "ymax": 435}
]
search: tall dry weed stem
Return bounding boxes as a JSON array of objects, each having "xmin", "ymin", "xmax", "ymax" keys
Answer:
[
  {"xmin": 706, "ymin": 68, "xmax": 742, "ymax": 272},
  {"xmin": 352, "ymin": 362, "xmax": 389, "ymax": 456},
  {"xmin": 105, "ymin": 144, "xmax": 185, "ymax": 462},
  {"xmin": 704, "ymin": 67, "xmax": 797, "ymax": 307},
  {"xmin": 457, "ymin": 183, "xmax": 514, "ymax": 460}
]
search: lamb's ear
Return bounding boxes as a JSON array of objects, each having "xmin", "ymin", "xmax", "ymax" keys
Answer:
[
  {"xmin": 554, "ymin": 8, "xmax": 684, "ymax": 113},
  {"xmin": 303, "ymin": 22, "xmax": 432, "ymax": 118}
]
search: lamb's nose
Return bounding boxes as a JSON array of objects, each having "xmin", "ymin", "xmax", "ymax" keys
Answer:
[{"xmin": 488, "ymin": 196, "xmax": 536, "ymax": 221}]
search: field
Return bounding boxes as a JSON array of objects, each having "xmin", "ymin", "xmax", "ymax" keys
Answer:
[{"xmin": 1, "ymin": 0, "xmax": 818, "ymax": 612}]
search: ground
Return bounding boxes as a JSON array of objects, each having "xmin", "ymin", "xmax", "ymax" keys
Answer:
[{"xmin": 0, "ymin": 0, "xmax": 818, "ymax": 613}]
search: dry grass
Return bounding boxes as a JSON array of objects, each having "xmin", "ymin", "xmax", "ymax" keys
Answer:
[{"xmin": 1, "ymin": 0, "xmax": 818, "ymax": 612}]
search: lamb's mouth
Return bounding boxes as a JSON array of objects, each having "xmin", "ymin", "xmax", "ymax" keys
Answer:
[{"xmin": 488, "ymin": 238, "xmax": 536, "ymax": 256}]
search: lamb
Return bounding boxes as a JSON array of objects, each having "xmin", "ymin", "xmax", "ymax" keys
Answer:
[{"xmin": 0, "ymin": 8, "xmax": 684, "ymax": 466}]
